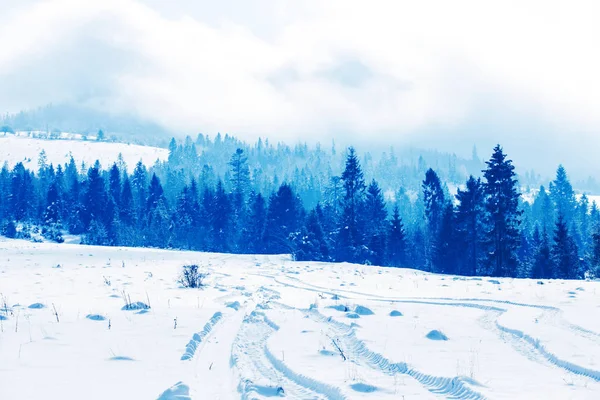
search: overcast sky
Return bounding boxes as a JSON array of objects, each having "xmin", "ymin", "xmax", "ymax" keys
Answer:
[{"xmin": 1, "ymin": 0, "xmax": 599, "ymax": 177}]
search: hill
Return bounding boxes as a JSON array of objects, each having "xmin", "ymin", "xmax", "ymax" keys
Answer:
[
  {"xmin": 1, "ymin": 239, "xmax": 599, "ymax": 399},
  {"xmin": 0, "ymin": 132, "xmax": 168, "ymax": 169}
]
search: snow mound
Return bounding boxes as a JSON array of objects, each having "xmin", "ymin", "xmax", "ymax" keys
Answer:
[
  {"xmin": 157, "ymin": 381, "xmax": 191, "ymax": 400},
  {"xmin": 346, "ymin": 313, "xmax": 360, "ymax": 319},
  {"xmin": 350, "ymin": 383, "xmax": 378, "ymax": 393},
  {"xmin": 86, "ymin": 314, "xmax": 106, "ymax": 321},
  {"xmin": 354, "ymin": 305, "xmax": 374, "ymax": 315},
  {"xmin": 109, "ymin": 356, "xmax": 134, "ymax": 361},
  {"xmin": 28, "ymin": 303, "xmax": 45, "ymax": 309},
  {"xmin": 226, "ymin": 301, "xmax": 241, "ymax": 310},
  {"xmin": 389, "ymin": 310, "xmax": 403, "ymax": 317},
  {"xmin": 122, "ymin": 301, "xmax": 150, "ymax": 311},
  {"xmin": 320, "ymin": 350, "xmax": 336, "ymax": 356},
  {"xmin": 426, "ymin": 330, "xmax": 449, "ymax": 341},
  {"xmin": 0, "ymin": 315, "xmax": 7, "ymax": 320},
  {"xmin": 328, "ymin": 304, "xmax": 350, "ymax": 312}
]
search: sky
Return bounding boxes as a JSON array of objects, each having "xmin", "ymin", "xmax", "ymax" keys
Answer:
[{"xmin": 0, "ymin": 0, "xmax": 599, "ymax": 177}]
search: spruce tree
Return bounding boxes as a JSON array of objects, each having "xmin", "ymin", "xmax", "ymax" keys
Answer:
[
  {"xmin": 228, "ymin": 148, "xmax": 250, "ymax": 211},
  {"xmin": 83, "ymin": 164, "xmax": 107, "ymax": 231},
  {"xmin": 422, "ymin": 168, "xmax": 445, "ymax": 271},
  {"xmin": 296, "ymin": 206, "xmax": 329, "ymax": 261},
  {"xmin": 211, "ymin": 180, "xmax": 231, "ymax": 252},
  {"xmin": 388, "ymin": 205, "xmax": 406, "ymax": 267},
  {"xmin": 455, "ymin": 176, "xmax": 485, "ymax": 276},
  {"xmin": 531, "ymin": 226, "xmax": 552, "ymax": 279},
  {"xmin": 482, "ymin": 145, "xmax": 522, "ymax": 277},
  {"xmin": 550, "ymin": 165, "xmax": 576, "ymax": 224},
  {"xmin": 434, "ymin": 203, "xmax": 457, "ymax": 274},
  {"xmin": 551, "ymin": 214, "xmax": 580, "ymax": 279},
  {"xmin": 338, "ymin": 147, "xmax": 366, "ymax": 263},
  {"xmin": 245, "ymin": 191, "xmax": 267, "ymax": 254},
  {"xmin": 364, "ymin": 179, "xmax": 387, "ymax": 265},
  {"xmin": 265, "ymin": 183, "xmax": 302, "ymax": 254}
]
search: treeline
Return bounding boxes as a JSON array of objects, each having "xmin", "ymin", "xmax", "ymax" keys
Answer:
[{"xmin": 0, "ymin": 142, "xmax": 599, "ymax": 280}]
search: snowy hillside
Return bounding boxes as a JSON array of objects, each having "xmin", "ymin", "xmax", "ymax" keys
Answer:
[
  {"xmin": 0, "ymin": 133, "xmax": 168, "ymax": 169},
  {"xmin": 1, "ymin": 239, "xmax": 599, "ymax": 399}
]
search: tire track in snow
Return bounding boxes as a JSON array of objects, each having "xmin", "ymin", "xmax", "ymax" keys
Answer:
[
  {"xmin": 305, "ymin": 309, "xmax": 486, "ymax": 400},
  {"xmin": 181, "ymin": 312, "xmax": 224, "ymax": 361},
  {"xmin": 279, "ymin": 273, "xmax": 600, "ymax": 347},
  {"xmin": 231, "ymin": 308, "xmax": 345, "ymax": 400}
]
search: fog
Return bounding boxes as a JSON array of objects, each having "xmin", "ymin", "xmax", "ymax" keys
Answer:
[{"xmin": 1, "ymin": 0, "xmax": 599, "ymax": 179}]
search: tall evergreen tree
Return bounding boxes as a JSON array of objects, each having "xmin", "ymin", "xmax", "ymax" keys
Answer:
[
  {"xmin": 296, "ymin": 206, "xmax": 329, "ymax": 261},
  {"xmin": 108, "ymin": 163, "xmax": 121, "ymax": 209},
  {"xmin": 482, "ymin": 145, "xmax": 522, "ymax": 277},
  {"xmin": 455, "ymin": 176, "xmax": 485, "ymax": 276},
  {"xmin": 82, "ymin": 165, "xmax": 107, "ymax": 231},
  {"xmin": 551, "ymin": 215, "xmax": 580, "ymax": 279},
  {"xmin": 211, "ymin": 180, "xmax": 231, "ymax": 252},
  {"xmin": 338, "ymin": 147, "xmax": 366, "ymax": 262},
  {"xmin": 264, "ymin": 183, "xmax": 302, "ymax": 254},
  {"xmin": 531, "ymin": 185, "xmax": 554, "ymax": 234},
  {"xmin": 228, "ymin": 148, "xmax": 251, "ymax": 211},
  {"xmin": 422, "ymin": 168, "xmax": 445, "ymax": 271},
  {"xmin": 434, "ymin": 203, "xmax": 457, "ymax": 274},
  {"xmin": 531, "ymin": 226, "xmax": 552, "ymax": 279},
  {"xmin": 364, "ymin": 179, "xmax": 387, "ymax": 265},
  {"xmin": 387, "ymin": 205, "xmax": 406, "ymax": 267},
  {"xmin": 245, "ymin": 191, "xmax": 267, "ymax": 254},
  {"xmin": 550, "ymin": 165, "xmax": 576, "ymax": 224}
]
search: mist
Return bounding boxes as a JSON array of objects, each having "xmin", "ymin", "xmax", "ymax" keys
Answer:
[{"xmin": 1, "ymin": 0, "xmax": 599, "ymax": 180}]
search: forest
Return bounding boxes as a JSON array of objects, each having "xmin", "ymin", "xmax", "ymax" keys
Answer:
[{"xmin": 0, "ymin": 133, "xmax": 598, "ymax": 280}]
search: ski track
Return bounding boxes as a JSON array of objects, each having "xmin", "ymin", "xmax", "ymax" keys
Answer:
[
  {"xmin": 181, "ymin": 312, "xmax": 224, "ymax": 361},
  {"xmin": 304, "ymin": 308, "xmax": 486, "ymax": 400}
]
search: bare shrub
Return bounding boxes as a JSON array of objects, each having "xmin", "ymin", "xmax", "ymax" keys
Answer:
[{"xmin": 179, "ymin": 265, "xmax": 208, "ymax": 288}]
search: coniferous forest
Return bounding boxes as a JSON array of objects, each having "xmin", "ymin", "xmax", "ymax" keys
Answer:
[{"xmin": 1, "ymin": 133, "xmax": 598, "ymax": 280}]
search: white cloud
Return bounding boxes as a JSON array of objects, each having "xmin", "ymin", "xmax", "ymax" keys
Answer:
[{"xmin": 0, "ymin": 0, "xmax": 599, "ymax": 174}]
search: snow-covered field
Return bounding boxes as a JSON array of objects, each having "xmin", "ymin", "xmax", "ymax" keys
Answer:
[
  {"xmin": 0, "ymin": 134, "xmax": 168, "ymax": 169},
  {"xmin": 1, "ymin": 239, "xmax": 599, "ymax": 399}
]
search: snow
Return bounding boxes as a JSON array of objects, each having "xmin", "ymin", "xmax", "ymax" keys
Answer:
[
  {"xmin": 1, "ymin": 239, "xmax": 600, "ymax": 399},
  {"xmin": 0, "ymin": 134, "xmax": 168, "ymax": 170}
]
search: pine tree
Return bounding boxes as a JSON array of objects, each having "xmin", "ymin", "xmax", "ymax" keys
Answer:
[
  {"xmin": 296, "ymin": 206, "xmax": 329, "ymax": 261},
  {"xmin": 228, "ymin": 148, "xmax": 250, "ymax": 211},
  {"xmin": 146, "ymin": 174, "xmax": 164, "ymax": 215},
  {"xmin": 531, "ymin": 226, "xmax": 552, "ymax": 279},
  {"xmin": 551, "ymin": 214, "xmax": 580, "ymax": 279},
  {"xmin": 364, "ymin": 179, "xmax": 387, "ymax": 265},
  {"xmin": 131, "ymin": 161, "xmax": 148, "ymax": 226},
  {"xmin": 482, "ymin": 145, "xmax": 522, "ymax": 277},
  {"xmin": 82, "ymin": 164, "xmax": 107, "ymax": 230},
  {"xmin": 120, "ymin": 176, "xmax": 135, "ymax": 227},
  {"xmin": 455, "ymin": 176, "xmax": 485, "ymax": 276},
  {"xmin": 387, "ymin": 206, "xmax": 406, "ymax": 267},
  {"xmin": 422, "ymin": 168, "xmax": 445, "ymax": 271},
  {"xmin": 245, "ymin": 191, "xmax": 267, "ymax": 254},
  {"xmin": 434, "ymin": 203, "xmax": 457, "ymax": 274},
  {"xmin": 589, "ymin": 228, "xmax": 600, "ymax": 278},
  {"xmin": 531, "ymin": 185, "xmax": 554, "ymax": 234},
  {"xmin": 265, "ymin": 183, "xmax": 302, "ymax": 254},
  {"xmin": 10, "ymin": 163, "xmax": 34, "ymax": 222},
  {"xmin": 338, "ymin": 147, "xmax": 366, "ymax": 262},
  {"xmin": 211, "ymin": 180, "xmax": 231, "ymax": 252},
  {"xmin": 550, "ymin": 165, "xmax": 576, "ymax": 224},
  {"xmin": 109, "ymin": 163, "xmax": 121, "ymax": 209}
]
